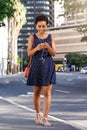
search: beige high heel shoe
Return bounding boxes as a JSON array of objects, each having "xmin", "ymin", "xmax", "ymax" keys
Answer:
[
  {"xmin": 35, "ymin": 113, "xmax": 41, "ymax": 123},
  {"xmin": 40, "ymin": 117, "xmax": 52, "ymax": 127}
]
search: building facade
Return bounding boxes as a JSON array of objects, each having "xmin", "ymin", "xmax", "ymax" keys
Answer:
[
  {"xmin": 18, "ymin": 0, "xmax": 54, "ymax": 62},
  {"xmin": 52, "ymin": 0, "xmax": 87, "ymax": 63},
  {"xmin": 48, "ymin": 25, "xmax": 87, "ymax": 64}
]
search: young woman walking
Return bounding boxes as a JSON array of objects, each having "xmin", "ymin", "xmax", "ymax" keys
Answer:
[{"xmin": 27, "ymin": 14, "xmax": 56, "ymax": 126}]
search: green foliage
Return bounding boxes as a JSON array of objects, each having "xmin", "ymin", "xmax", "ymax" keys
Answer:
[
  {"xmin": 65, "ymin": 53, "xmax": 87, "ymax": 67},
  {"xmin": 77, "ymin": 24, "xmax": 87, "ymax": 34},
  {"xmin": 81, "ymin": 36, "xmax": 87, "ymax": 42},
  {"xmin": 57, "ymin": 0, "xmax": 85, "ymax": 17},
  {"xmin": 23, "ymin": 59, "xmax": 28, "ymax": 66},
  {"xmin": 17, "ymin": 55, "xmax": 21, "ymax": 65},
  {"xmin": 77, "ymin": 24, "xmax": 87, "ymax": 42},
  {"xmin": 64, "ymin": 0, "xmax": 83, "ymax": 16},
  {"xmin": 0, "ymin": 0, "xmax": 15, "ymax": 21},
  {"xmin": 58, "ymin": 0, "xmax": 87, "ymax": 42},
  {"xmin": 0, "ymin": 0, "xmax": 26, "ymax": 28}
]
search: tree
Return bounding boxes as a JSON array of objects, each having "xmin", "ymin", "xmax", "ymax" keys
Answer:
[
  {"xmin": 65, "ymin": 52, "xmax": 87, "ymax": 67},
  {"xmin": 57, "ymin": 0, "xmax": 87, "ymax": 42},
  {"xmin": 0, "ymin": 0, "xmax": 26, "ymax": 73},
  {"xmin": 8, "ymin": 0, "xmax": 26, "ymax": 73},
  {"xmin": 77, "ymin": 23, "xmax": 87, "ymax": 42},
  {"xmin": 0, "ymin": 0, "xmax": 16, "ymax": 26}
]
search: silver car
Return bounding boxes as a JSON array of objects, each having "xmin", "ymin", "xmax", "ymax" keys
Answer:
[{"xmin": 81, "ymin": 67, "xmax": 87, "ymax": 74}]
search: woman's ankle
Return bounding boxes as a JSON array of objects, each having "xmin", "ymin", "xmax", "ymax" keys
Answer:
[{"xmin": 35, "ymin": 112, "xmax": 41, "ymax": 123}]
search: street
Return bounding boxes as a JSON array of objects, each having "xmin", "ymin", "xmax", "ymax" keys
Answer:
[{"xmin": 0, "ymin": 72, "xmax": 87, "ymax": 130}]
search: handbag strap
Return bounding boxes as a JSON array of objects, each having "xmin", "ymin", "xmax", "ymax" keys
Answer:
[{"xmin": 27, "ymin": 56, "xmax": 32, "ymax": 67}]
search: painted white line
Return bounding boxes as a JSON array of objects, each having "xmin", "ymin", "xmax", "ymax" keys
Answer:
[
  {"xmin": 0, "ymin": 96, "xmax": 86, "ymax": 130},
  {"xmin": 19, "ymin": 92, "xmax": 44, "ymax": 98},
  {"xmin": 55, "ymin": 89, "xmax": 70, "ymax": 94},
  {"xmin": 56, "ymin": 72, "xmax": 72, "ymax": 75},
  {"xmin": 19, "ymin": 94, "xmax": 32, "ymax": 97},
  {"xmin": 27, "ymin": 92, "xmax": 33, "ymax": 95},
  {"xmin": 67, "ymin": 78, "xmax": 73, "ymax": 81},
  {"xmin": 0, "ymin": 96, "xmax": 35, "ymax": 112},
  {"xmin": 19, "ymin": 92, "xmax": 34, "ymax": 97},
  {"xmin": 23, "ymin": 79, "xmax": 26, "ymax": 84}
]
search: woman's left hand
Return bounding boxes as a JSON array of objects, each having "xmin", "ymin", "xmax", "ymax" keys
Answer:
[{"xmin": 43, "ymin": 42, "xmax": 49, "ymax": 49}]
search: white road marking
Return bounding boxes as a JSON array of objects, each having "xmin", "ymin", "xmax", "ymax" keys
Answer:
[
  {"xmin": 0, "ymin": 96, "xmax": 35, "ymax": 112},
  {"xmin": 67, "ymin": 78, "xmax": 73, "ymax": 81},
  {"xmin": 0, "ymin": 96, "xmax": 86, "ymax": 130},
  {"xmin": 55, "ymin": 89, "xmax": 70, "ymax": 94},
  {"xmin": 56, "ymin": 72, "xmax": 72, "ymax": 75},
  {"xmin": 23, "ymin": 79, "xmax": 27, "ymax": 84},
  {"xmin": 78, "ymin": 76, "xmax": 87, "ymax": 80},
  {"xmin": 19, "ymin": 92, "xmax": 44, "ymax": 98}
]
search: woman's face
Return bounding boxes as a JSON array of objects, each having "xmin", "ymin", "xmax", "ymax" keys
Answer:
[{"xmin": 36, "ymin": 21, "xmax": 47, "ymax": 34}]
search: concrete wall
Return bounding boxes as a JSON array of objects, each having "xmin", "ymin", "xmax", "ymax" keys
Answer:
[{"xmin": 49, "ymin": 28, "xmax": 87, "ymax": 61}]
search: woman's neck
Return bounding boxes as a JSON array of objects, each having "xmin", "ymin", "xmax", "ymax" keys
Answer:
[{"xmin": 37, "ymin": 32, "xmax": 47, "ymax": 39}]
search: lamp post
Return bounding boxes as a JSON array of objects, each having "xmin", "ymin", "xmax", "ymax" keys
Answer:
[{"xmin": 63, "ymin": 58, "xmax": 67, "ymax": 72}]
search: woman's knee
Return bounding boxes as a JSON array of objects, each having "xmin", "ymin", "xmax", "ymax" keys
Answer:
[
  {"xmin": 43, "ymin": 85, "xmax": 52, "ymax": 97},
  {"xmin": 44, "ymin": 91, "xmax": 51, "ymax": 97},
  {"xmin": 43, "ymin": 89, "xmax": 51, "ymax": 97},
  {"xmin": 34, "ymin": 86, "xmax": 41, "ymax": 96}
]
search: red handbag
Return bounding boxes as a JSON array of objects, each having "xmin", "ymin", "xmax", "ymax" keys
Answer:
[
  {"xmin": 24, "ymin": 66, "xmax": 30, "ymax": 78},
  {"xmin": 24, "ymin": 57, "xmax": 32, "ymax": 78}
]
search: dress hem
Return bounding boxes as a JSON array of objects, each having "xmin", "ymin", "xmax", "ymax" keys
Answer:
[{"xmin": 26, "ymin": 82, "xmax": 56, "ymax": 87}]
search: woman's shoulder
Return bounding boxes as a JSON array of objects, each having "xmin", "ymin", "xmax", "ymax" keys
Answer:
[
  {"xmin": 28, "ymin": 33, "xmax": 35, "ymax": 39},
  {"xmin": 48, "ymin": 33, "xmax": 55, "ymax": 39},
  {"xmin": 28, "ymin": 34, "xmax": 35, "ymax": 43}
]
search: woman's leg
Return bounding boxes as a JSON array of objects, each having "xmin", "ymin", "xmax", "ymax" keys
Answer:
[
  {"xmin": 33, "ymin": 86, "xmax": 42, "ymax": 123},
  {"xmin": 42, "ymin": 84, "xmax": 52, "ymax": 118},
  {"xmin": 41, "ymin": 84, "xmax": 52, "ymax": 126}
]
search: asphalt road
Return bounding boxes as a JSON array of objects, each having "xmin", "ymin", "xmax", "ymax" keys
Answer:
[{"xmin": 0, "ymin": 72, "xmax": 87, "ymax": 130}]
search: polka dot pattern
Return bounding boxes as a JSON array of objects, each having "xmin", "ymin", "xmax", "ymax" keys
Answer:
[{"xmin": 27, "ymin": 34, "xmax": 56, "ymax": 87}]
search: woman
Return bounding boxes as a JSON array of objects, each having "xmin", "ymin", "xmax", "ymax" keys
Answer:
[{"xmin": 27, "ymin": 14, "xmax": 56, "ymax": 126}]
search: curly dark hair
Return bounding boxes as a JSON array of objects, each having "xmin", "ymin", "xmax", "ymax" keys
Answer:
[{"xmin": 35, "ymin": 14, "xmax": 48, "ymax": 25}]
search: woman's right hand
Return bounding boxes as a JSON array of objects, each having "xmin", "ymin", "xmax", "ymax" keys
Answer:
[{"xmin": 36, "ymin": 43, "xmax": 44, "ymax": 51}]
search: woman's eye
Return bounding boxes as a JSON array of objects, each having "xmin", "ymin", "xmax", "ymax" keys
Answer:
[
  {"xmin": 38, "ymin": 26, "xmax": 45, "ymax": 28},
  {"xmin": 38, "ymin": 26, "xmax": 41, "ymax": 28}
]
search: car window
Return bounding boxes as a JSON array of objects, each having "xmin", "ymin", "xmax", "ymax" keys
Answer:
[{"xmin": 84, "ymin": 68, "xmax": 87, "ymax": 70}]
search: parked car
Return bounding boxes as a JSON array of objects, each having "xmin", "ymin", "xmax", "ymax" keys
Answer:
[
  {"xmin": 57, "ymin": 67, "xmax": 64, "ymax": 72},
  {"xmin": 81, "ymin": 67, "xmax": 87, "ymax": 74}
]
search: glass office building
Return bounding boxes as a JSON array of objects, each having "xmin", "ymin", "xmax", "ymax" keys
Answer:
[{"xmin": 18, "ymin": 0, "xmax": 54, "ymax": 60}]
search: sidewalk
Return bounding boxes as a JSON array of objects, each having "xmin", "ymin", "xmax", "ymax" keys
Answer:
[
  {"xmin": 0, "ymin": 97, "xmax": 81, "ymax": 130},
  {"xmin": 0, "ymin": 72, "xmax": 22, "ymax": 78}
]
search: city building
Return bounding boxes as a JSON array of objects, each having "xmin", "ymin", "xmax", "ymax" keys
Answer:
[
  {"xmin": 54, "ymin": 0, "xmax": 87, "ymax": 26},
  {"xmin": 49, "ymin": 26, "xmax": 87, "ymax": 62},
  {"xmin": 50, "ymin": 0, "xmax": 87, "ymax": 63},
  {"xmin": 18, "ymin": 0, "xmax": 54, "ymax": 62}
]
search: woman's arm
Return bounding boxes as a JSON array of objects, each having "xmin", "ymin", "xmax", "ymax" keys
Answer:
[
  {"xmin": 27, "ymin": 35, "xmax": 44, "ymax": 57},
  {"xmin": 27, "ymin": 35, "xmax": 36, "ymax": 57},
  {"xmin": 44, "ymin": 36, "xmax": 56, "ymax": 57}
]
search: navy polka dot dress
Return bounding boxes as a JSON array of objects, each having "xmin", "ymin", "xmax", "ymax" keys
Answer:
[{"xmin": 27, "ymin": 34, "xmax": 56, "ymax": 87}]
